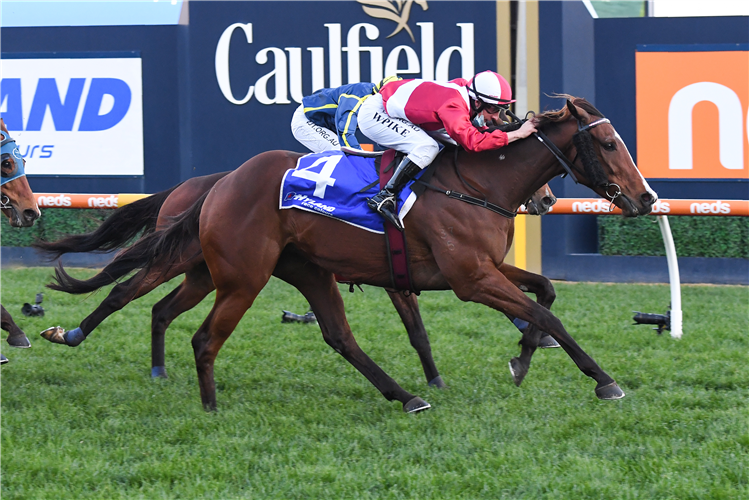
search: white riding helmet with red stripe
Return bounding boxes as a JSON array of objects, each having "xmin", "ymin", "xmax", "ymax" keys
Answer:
[{"xmin": 467, "ymin": 70, "xmax": 515, "ymax": 106}]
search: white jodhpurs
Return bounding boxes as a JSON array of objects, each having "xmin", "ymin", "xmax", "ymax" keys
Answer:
[
  {"xmin": 290, "ymin": 105, "xmax": 340, "ymax": 153},
  {"xmin": 358, "ymin": 93, "xmax": 440, "ymax": 169}
]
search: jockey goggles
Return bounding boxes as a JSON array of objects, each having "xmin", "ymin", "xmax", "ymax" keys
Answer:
[{"xmin": 481, "ymin": 102, "xmax": 510, "ymax": 114}]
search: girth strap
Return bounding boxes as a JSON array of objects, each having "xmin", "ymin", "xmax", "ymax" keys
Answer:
[{"xmin": 379, "ymin": 150, "xmax": 418, "ymax": 293}]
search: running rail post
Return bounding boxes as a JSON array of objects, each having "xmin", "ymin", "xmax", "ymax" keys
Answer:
[{"xmin": 657, "ymin": 215, "xmax": 683, "ymax": 339}]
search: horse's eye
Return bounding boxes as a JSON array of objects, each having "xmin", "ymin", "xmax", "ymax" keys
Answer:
[
  {"xmin": 603, "ymin": 142, "xmax": 616, "ymax": 151},
  {"xmin": 1, "ymin": 159, "xmax": 10, "ymax": 170}
]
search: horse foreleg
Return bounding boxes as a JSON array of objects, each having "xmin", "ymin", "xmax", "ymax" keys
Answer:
[
  {"xmin": 386, "ymin": 290, "xmax": 445, "ymax": 388},
  {"xmin": 498, "ymin": 263, "xmax": 561, "ymax": 365},
  {"xmin": 274, "ymin": 256, "xmax": 430, "ymax": 413},
  {"xmin": 499, "ymin": 263, "xmax": 556, "ymax": 310},
  {"xmin": 150, "ymin": 261, "xmax": 215, "ymax": 378},
  {"xmin": 451, "ymin": 268, "xmax": 623, "ymax": 400},
  {"xmin": 2, "ymin": 305, "xmax": 31, "ymax": 348}
]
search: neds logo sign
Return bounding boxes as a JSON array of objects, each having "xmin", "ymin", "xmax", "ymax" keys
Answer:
[{"xmin": 636, "ymin": 48, "xmax": 748, "ymax": 179}]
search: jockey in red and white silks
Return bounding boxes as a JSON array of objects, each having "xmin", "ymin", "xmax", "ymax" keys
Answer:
[{"xmin": 358, "ymin": 70, "xmax": 537, "ymax": 230}]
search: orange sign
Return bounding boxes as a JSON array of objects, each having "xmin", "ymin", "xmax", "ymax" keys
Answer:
[
  {"xmin": 35, "ymin": 193, "xmax": 148, "ymax": 209},
  {"xmin": 35, "ymin": 193, "xmax": 749, "ymax": 216},
  {"xmin": 636, "ymin": 49, "xmax": 749, "ymax": 179},
  {"xmin": 518, "ymin": 198, "xmax": 749, "ymax": 216}
]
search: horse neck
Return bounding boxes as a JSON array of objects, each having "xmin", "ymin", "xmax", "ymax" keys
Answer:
[{"xmin": 440, "ymin": 120, "xmax": 577, "ymax": 212}]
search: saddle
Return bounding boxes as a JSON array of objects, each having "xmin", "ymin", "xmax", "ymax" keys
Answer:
[{"xmin": 281, "ymin": 148, "xmax": 439, "ymax": 294}]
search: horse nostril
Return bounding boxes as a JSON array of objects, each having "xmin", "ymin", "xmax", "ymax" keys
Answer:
[
  {"xmin": 641, "ymin": 193, "xmax": 654, "ymax": 206},
  {"xmin": 23, "ymin": 209, "xmax": 39, "ymax": 221},
  {"xmin": 542, "ymin": 197, "xmax": 554, "ymax": 206}
]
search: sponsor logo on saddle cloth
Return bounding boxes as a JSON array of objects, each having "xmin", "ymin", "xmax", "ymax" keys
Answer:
[{"xmin": 279, "ymin": 151, "xmax": 424, "ymax": 234}]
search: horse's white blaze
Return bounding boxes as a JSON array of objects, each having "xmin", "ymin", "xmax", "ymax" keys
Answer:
[{"xmin": 615, "ymin": 130, "xmax": 658, "ymax": 201}]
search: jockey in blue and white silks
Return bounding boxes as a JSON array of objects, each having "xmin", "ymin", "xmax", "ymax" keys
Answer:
[{"xmin": 291, "ymin": 77, "xmax": 400, "ymax": 153}]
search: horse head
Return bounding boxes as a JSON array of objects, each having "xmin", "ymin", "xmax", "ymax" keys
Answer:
[
  {"xmin": 561, "ymin": 98, "xmax": 657, "ymax": 217},
  {"xmin": 1, "ymin": 119, "xmax": 40, "ymax": 227},
  {"xmin": 524, "ymin": 183, "xmax": 556, "ymax": 215}
]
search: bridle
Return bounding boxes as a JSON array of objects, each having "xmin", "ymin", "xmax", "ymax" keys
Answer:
[
  {"xmin": 414, "ymin": 106, "xmax": 621, "ymax": 219},
  {"xmin": 507, "ymin": 109, "xmax": 621, "ymax": 211}
]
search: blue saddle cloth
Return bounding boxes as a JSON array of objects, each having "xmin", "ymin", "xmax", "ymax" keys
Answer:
[{"xmin": 279, "ymin": 151, "xmax": 423, "ymax": 234}]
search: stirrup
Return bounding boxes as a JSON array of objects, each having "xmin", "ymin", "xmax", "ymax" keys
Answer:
[
  {"xmin": 378, "ymin": 203, "xmax": 404, "ymax": 231},
  {"xmin": 372, "ymin": 194, "xmax": 395, "ymax": 211},
  {"xmin": 367, "ymin": 190, "xmax": 394, "ymax": 210}
]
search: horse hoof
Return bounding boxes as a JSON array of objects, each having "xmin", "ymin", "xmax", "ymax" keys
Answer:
[
  {"xmin": 595, "ymin": 382, "xmax": 625, "ymax": 400},
  {"xmin": 151, "ymin": 366, "xmax": 168, "ymax": 379},
  {"xmin": 537, "ymin": 334, "xmax": 560, "ymax": 348},
  {"xmin": 508, "ymin": 358, "xmax": 528, "ymax": 387},
  {"xmin": 41, "ymin": 327, "xmax": 86, "ymax": 346},
  {"xmin": 428, "ymin": 375, "xmax": 447, "ymax": 389},
  {"xmin": 1, "ymin": 354, "xmax": 8, "ymax": 364},
  {"xmin": 403, "ymin": 396, "xmax": 431, "ymax": 413},
  {"xmin": 7, "ymin": 333, "xmax": 31, "ymax": 348},
  {"xmin": 40, "ymin": 326, "xmax": 67, "ymax": 345},
  {"xmin": 63, "ymin": 328, "xmax": 86, "ymax": 347}
]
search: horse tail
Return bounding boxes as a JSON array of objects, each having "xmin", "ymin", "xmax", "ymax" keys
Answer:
[
  {"xmin": 32, "ymin": 184, "xmax": 182, "ymax": 260},
  {"xmin": 47, "ymin": 192, "xmax": 207, "ymax": 295}
]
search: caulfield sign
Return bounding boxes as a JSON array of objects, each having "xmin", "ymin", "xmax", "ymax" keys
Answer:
[{"xmin": 636, "ymin": 45, "xmax": 748, "ymax": 179}]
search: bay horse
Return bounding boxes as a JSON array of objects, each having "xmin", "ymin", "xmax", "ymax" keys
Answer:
[
  {"xmin": 1, "ymin": 118, "xmax": 42, "ymax": 359},
  {"xmin": 52, "ymin": 97, "xmax": 655, "ymax": 412},
  {"xmin": 38, "ymin": 171, "xmax": 557, "ymax": 385}
]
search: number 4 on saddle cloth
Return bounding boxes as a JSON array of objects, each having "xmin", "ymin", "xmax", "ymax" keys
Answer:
[{"xmin": 279, "ymin": 150, "xmax": 426, "ymax": 234}]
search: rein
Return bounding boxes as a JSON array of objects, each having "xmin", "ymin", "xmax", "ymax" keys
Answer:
[{"xmin": 415, "ymin": 148, "xmax": 517, "ymax": 219}]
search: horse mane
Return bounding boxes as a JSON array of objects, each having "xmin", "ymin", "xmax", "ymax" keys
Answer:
[
  {"xmin": 480, "ymin": 95, "xmax": 603, "ymax": 136},
  {"xmin": 535, "ymin": 95, "xmax": 604, "ymax": 128}
]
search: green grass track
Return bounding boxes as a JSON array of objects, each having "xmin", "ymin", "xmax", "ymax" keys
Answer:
[{"xmin": 2, "ymin": 267, "xmax": 747, "ymax": 499}]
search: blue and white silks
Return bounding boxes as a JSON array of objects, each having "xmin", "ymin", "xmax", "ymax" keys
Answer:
[{"xmin": 279, "ymin": 151, "xmax": 424, "ymax": 234}]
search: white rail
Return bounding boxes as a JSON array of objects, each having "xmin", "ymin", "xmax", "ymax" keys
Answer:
[{"xmin": 657, "ymin": 215, "xmax": 682, "ymax": 339}]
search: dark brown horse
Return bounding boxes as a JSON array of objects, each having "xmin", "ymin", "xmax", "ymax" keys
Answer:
[
  {"xmin": 1, "ymin": 118, "xmax": 41, "ymax": 360},
  {"xmin": 47, "ymin": 97, "xmax": 655, "ymax": 412},
  {"xmin": 38, "ymin": 171, "xmax": 557, "ymax": 384}
]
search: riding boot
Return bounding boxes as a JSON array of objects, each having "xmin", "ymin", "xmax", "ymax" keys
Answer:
[{"xmin": 367, "ymin": 157, "xmax": 422, "ymax": 231}]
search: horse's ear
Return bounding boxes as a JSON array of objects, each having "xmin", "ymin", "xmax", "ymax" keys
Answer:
[{"xmin": 566, "ymin": 100, "xmax": 581, "ymax": 120}]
